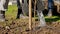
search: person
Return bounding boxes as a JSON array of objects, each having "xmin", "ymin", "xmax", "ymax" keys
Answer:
[
  {"xmin": 47, "ymin": 0, "xmax": 54, "ymax": 17},
  {"xmin": 0, "ymin": 0, "xmax": 9, "ymax": 22}
]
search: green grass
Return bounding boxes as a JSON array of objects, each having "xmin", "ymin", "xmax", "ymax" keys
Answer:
[
  {"xmin": 45, "ymin": 16, "xmax": 60, "ymax": 22},
  {"xmin": 5, "ymin": 5, "xmax": 60, "ymax": 22},
  {"xmin": 5, "ymin": 5, "xmax": 18, "ymax": 20},
  {"xmin": 34, "ymin": 16, "xmax": 60, "ymax": 22}
]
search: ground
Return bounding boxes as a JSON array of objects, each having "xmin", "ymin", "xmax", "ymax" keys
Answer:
[{"xmin": 0, "ymin": 5, "xmax": 60, "ymax": 34}]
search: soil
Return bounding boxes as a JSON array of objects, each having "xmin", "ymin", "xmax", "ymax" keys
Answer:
[{"xmin": 0, "ymin": 18, "xmax": 60, "ymax": 34}]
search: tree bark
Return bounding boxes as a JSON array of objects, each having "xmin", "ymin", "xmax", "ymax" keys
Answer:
[{"xmin": 29, "ymin": 0, "xmax": 32, "ymax": 30}]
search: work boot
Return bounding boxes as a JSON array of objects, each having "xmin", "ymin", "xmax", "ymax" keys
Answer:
[
  {"xmin": 47, "ymin": 9, "xmax": 52, "ymax": 17},
  {"xmin": 20, "ymin": 14, "xmax": 28, "ymax": 19},
  {"xmin": 16, "ymin": 14, "xmax": 28, "ymax": 19}
]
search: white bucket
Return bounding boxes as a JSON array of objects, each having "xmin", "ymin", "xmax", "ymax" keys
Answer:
[{"xmin": 8, "ymin": 2, "xmax": 12, "ymax": 5}]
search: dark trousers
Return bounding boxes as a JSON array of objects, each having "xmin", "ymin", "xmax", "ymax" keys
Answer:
[
  {"xmin": 16, "ymin": 8, "xmax": 22, "ymax": 19},
  {"xmin": 48, "ymin": 0, "xmax": 54, "ymax": 11},
  {"xmin": 1, "ymin": 11, "xmax": 5, "ymax": 18}
]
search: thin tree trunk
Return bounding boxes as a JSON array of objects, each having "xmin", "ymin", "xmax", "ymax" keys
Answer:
[
  {"xmin": 34, "ymin": 0, "xmax": 36, "ymax": 28},
  {"xmin": 29, "ymin": 0, "xmax": 32, "ymax": 30}
]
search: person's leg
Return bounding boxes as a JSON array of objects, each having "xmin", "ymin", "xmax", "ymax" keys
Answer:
[
  {"xmin": 37, "ymin": 11, "xmax": 46, "ymax": 27},
  {"xmin": 47, "ymin": 0, "xmax": 54, "ymax": 17},
  {"xmin": 16, "ymin": 0, "xmax": 23, "ymax": 19},
  {"xmin": 1, "ymin": 11, "xmax": 5, "ymax": 18},
  {"xmin": 16, "ymin": 8, "xmax": 28, "ymax": 19},
  {"xmin": 47, "ymin": 8, "xmax": 52, "ymax": 17},
  {"xmin": 36, "ymin": 0, "xmax": 46, "ymax": 27},
  {"xmin": 16, "ymin": 8, "xmax": 22, "ymax": 19},
  {"xmin": 16, "ymin": 0, "xmax": 28, "ymax": 19},
  {"xmin": 0, "ymin": 11, "xmax": 5, "ymax": 22}
]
